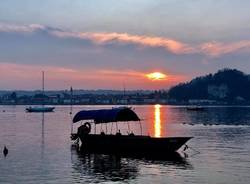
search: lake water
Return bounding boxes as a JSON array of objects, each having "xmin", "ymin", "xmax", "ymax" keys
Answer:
[{"xmin": 0, "ymin": 105, "xmax": 250, "ymax": 184}]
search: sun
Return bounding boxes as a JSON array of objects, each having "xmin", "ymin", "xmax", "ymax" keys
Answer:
[{"xmin": 146, "ymin": 72, "xmax": 167, "ymax": 80}]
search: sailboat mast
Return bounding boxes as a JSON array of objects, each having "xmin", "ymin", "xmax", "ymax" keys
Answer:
[
  {"xmin": 123, "ymin": 82, "xmax": 127, "ymax": 105},
  {"xmin": 70, "ymin": 86, "xmax": 73, "ymax": 114},
  {"xmin": 42, "ymin": 71, "xmax": 44, "ymax": 106},
  {"xmin": 70, "ymin": 86, "xmax": 73, "ymax": 134}
]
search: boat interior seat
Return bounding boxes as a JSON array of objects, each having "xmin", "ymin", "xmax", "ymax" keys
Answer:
[
  {"xmin": 116, "ymin": 130, "xmax": 122, "ymax": 136},
  {"xmin": 129, "ymin": 132, "xmax": 135, "ymax": 136}
]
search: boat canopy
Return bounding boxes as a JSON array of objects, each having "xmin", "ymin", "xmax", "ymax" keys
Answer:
[{"xmin": 73, "ymin": 107, "xmax": 140, "ymax": 124}]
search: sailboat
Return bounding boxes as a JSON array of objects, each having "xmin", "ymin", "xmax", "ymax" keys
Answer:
[{"xmin": 26, "ymin": 71, "xmax": 55, "ymax": 113}]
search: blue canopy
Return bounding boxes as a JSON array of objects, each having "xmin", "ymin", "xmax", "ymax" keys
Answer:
[{"xmin": 73, "ymin": 107, "xmax": 140, "ymax": 124}]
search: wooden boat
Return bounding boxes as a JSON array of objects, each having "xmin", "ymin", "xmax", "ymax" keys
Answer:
[{"xmin": 71, "ymin": 107, "xmax": 192, "ymax": 154}]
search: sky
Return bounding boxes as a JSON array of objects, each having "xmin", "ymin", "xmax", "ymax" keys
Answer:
[{"xmin": 1, "ymin": 0, "xmax": 250, "ymax": 90}]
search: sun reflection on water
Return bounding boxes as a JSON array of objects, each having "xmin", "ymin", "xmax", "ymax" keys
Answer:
[{"xmin": 154, "ymin": 104, "xmax": 162, "ymax": 137}]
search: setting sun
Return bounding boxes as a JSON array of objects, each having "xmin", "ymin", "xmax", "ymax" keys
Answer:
[{"xmin": 146, "ymin": 72, "xmax": 167, "ymax": 80}]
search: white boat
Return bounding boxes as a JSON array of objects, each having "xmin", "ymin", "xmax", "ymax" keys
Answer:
[
  {"xmin": 26, "ymin": 106, "xmax": 55, "ymax": 112},
  {"xmin": 26, "ymin": 71, "xmax": 55, "ymax": 113}
]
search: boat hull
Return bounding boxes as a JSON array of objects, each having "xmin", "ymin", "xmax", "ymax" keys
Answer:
[
  {"xmin": 186, "ymin": 106, "xmax": 205, "ymax": 111},
  {"xmin": 26, "ymin": 107, "xmax": 55, "ymax": 112},
  {"xmin": 78, "ymin": 134, "xmax": 192, "ymax": 154}
]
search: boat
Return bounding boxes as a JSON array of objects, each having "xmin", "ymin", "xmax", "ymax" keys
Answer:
[
  {"xmin": 26, "ymin": 71, "xmax": 55, "ymax": 113},
  {"xmin": 186, "ymin": 105, "xmax": 205, "ymax": 111},
  {"xmin": 71, "ymin": 107, "xmax": 192, "ymax": 155},
  {"xmin": 26, "ymin": 106, "xmax": 55, "ymax": 112}
]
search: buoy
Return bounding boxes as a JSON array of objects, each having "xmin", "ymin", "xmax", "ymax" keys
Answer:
[
  {"xmin": 183, "ymin": 144, "xmax": 189, "ymax": 151},
  {"xmin": 3, "ymin": 146, "xmax": 8, "ymax": 157}
]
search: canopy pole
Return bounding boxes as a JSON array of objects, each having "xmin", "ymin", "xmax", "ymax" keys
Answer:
[
  {"xmin": 139, "ymin": 121, "xmax": 142, "ymax": 135},
  {"xmin": 116, "ymin": 122, "xmax": 118, "ymax": 132},
  {"xmin": 127, "ymin": 122, "xmax": 130, "ymax": 133},
  {"xmin": 71, "ymin": 122, "xmax": 73, "ymax": 134},
  {"xmin": 106, "ymin": 123, "xmax": 108, "ymax": 134},
  {"xmin": 111, "ymin": 122, "xmax": 113, "ymax": 134},
  {"xmin": 95, "ymin": 124, "xmax": 96, "ymax": 134}
]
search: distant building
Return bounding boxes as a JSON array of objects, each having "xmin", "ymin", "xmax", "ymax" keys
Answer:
[
  {"xmin": 80, "ymin": 98, "xmax": 90, "ymax": 103},
  {"xmin": 117, "ymin": 99, "xmax": 128, "ymax": 104},
  {"xmin": 143, "ymin": 98, "xmax": 156, "ymax": 104},
  {"xmin": 48, "ymin": 95, "xmax": 59, "ymax": 104},
  {"xmin": 208, "ymin": 84, "xmax": 228, "ymax": 99},
  {"xmin": 63, "ymin": 99, "xmax": 71, "ymax": 104}
]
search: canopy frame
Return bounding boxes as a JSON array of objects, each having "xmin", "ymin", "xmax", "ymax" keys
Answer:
[{"xmin": 73, "ymin": 107, "xmax": 140, "ymax": 124}]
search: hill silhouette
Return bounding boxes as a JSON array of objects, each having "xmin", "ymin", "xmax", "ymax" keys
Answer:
[{"xmin": 168, "ymin": 69, "xmax": 250, "ymax": 102}]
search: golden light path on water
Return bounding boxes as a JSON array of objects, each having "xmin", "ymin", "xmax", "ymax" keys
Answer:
[{"xmin": 154, "ymin": 104, "xmax": 162, "ymax": 137}]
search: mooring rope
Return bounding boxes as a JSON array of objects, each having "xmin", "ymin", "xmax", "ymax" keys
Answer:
[{"xmin": 183, "ymin": 144, "xmax": 200, "ymax": 154}]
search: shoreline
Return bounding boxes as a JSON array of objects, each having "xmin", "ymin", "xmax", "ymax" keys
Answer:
[{"xmin": 1, "ymin": 104, "xmax": 250, "ymax": 107}]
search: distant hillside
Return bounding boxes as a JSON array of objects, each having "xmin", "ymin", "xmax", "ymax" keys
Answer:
[{"xmin": 168, "ymin": 69, "xmax": 250, "ymax": 102}]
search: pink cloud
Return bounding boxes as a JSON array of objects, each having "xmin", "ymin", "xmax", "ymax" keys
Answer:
[
  {"xmin": 53, "ymin": 31, "xmax": 194, "ymax": 54},
  {"xmin": 0, "ymin": 23, "xmax": 193, "ymax": 54},
  {"xmin": 2, "ymin": 23, "xmax": 250, "ymax": 57},
  {"xmin": 38, "ymin": 30, "xmax": 250, "ymax": 57},
  {"xmin": 199, "ymin": 41, "xmax": 250, "ymax": 57},
  {"xmin": 99, "ymin": 70, "xmax": 145, "ymax": 78}
]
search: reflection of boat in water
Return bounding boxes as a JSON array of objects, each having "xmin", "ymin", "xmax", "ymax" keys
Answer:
[
  {"xmin": 70, "ymin": 149, "xmax": 192, "ymax": 183},
  {"xmin": 26, "ymin": 71, "xmax": 55, "ymax": 113},
  {"xmin": 186, "ymin": 106, "xmax": 205, "ymax": 111},
  {"xmin": 71, "ymin": 107, "xmax": 192, "ymax": 155},
  {"xmin": 71, "ymin": 152, "xmax": 138, "ymax": 182}
]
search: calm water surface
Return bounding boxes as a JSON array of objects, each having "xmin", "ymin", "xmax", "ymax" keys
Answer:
[{"xmin": 0, "ymin": 105, "xmax": 250, "ymax": 184}]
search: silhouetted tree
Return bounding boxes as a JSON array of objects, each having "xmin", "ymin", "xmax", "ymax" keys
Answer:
[{"xmin": 168, "ymin": 68, "xmax": 250, "ymax": 102}]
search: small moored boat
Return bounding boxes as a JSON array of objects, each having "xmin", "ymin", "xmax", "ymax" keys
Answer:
[
  {"xmin": 186, "ymin": 106, "xmax": 205, "ymax": 111},
  {"xmin": 26, "ymin": 106, "xmax": 55, "ymax": 113},
  {"xmin": 25, "ymin": 71, "xmax": 55, "ymax": 113},
  {"xmin": 71, "ymin": 107, "xmax": 192, "ymax": 155}
]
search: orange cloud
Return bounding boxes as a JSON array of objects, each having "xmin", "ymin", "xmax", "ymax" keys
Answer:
[{"xmin": 53, "ymin": 31, "xmax": 194, "ymax": 54}]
